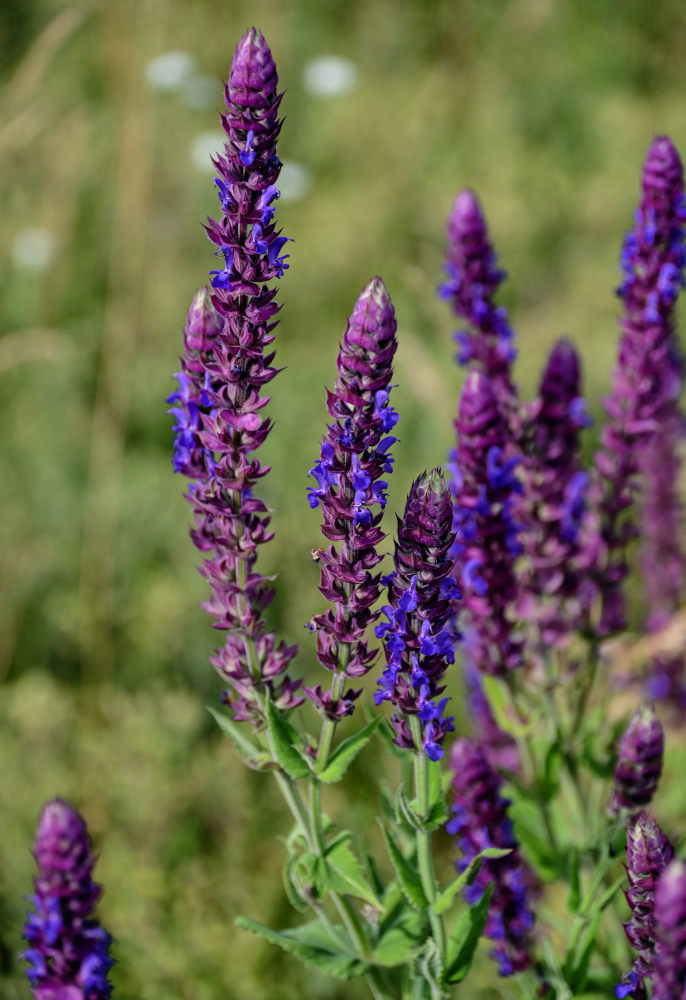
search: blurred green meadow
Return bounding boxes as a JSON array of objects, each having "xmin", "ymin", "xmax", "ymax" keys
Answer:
[{"xmin": 2, "ymin": 0, "xmax": 686, "ymax": 996}]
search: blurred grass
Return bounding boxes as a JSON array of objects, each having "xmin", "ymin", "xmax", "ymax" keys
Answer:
[{"xmin": 1, "ymin": 0, "xmax": 686, "ymax": 996}]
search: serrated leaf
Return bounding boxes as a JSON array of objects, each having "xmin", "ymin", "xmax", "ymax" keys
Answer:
[
  {"xmin": 395, "ymin": 787, "xmax": 423, "ymax": 831},
  {"xmin": 432, "ymin": 848, "xmax": 511, "ymax": 916},
  {"xmin": 236, "ymin": 917, "xmax": 369, "ymax": 980},
  {"xmin": 381, "ymin": 826, "xmax": 427, "ymax": 910},
  {"xmin": 266, "ymin": 699, "xmax": 311, "ymax": 779},
  {"xmin": 446, "ymin": 883, "xmax": 493, "ymax": 983},
  {"xmin": 324, "ymin": 834, "xmax": 384, "ymax": 909},
  {"xmin": 208, "ymin": 707, "xmax": 262, "ymax": 763},
  {"xmin": 373, "ymin": 908, "xmax": 426, "ymax": 967},
  {"xmin": 318, "ymin": 718, "xmax": 381, "ymax": 783}
]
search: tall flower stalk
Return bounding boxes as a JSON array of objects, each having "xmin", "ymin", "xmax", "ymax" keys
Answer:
[
  {"xmin": 23, "ymin": 800, "xmax": 113, "ymax": 1000},
  {"xmin": 584, "ymin": 135, "xmax": 686, "ymax": 635},
  {"xmin": 168, "ymin": 28, "xmax": 301, "ymax": 726},
  {"xmin": 439, "ymin": 188, "xmax": 518, "ymax": 416},
  {"xmin": 639, "ymin": 411, "xmax": 686, "ymax": 708},
  {"xmin": 515, "ymin": 338, "xmax": 591, "ymax": 651},
  {"xmin": 450, "ymin": 370, "xmax": 523, "ymax": 676},
  {"xmin": 616, "ymin": 811, "xmax": 674, "ymax": 999},
  {"xmin": 306, "ymin": 277, "xmax": 398, "ymax": 755}
]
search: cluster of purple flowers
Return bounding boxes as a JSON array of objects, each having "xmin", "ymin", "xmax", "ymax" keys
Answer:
[
  {"xmin": 583, "ymin": 135, "xmax": 686, "ymax": 636},
  {"xmin": 305, "ymin": 278, "xmax": 399, "ymax": 721},
  {"xmin": 448, "ymin": 739, "xmax": 536, "ymax": 976},
  {"xmin": 609, "ymin": 704, "xmax": 664, "ymax": 817},
  {"xmin": 374, "ymin": 469, "xmax": 460, "ymax": 759},
  {"xmin": 23, "ymin": 800, "xmax": 112, "ymax": 1000},
  {"xmin": 167, "ymin": 28, "xmax": 301, "ymax": 727}
]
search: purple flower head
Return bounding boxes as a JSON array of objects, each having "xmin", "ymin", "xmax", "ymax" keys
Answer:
[
  {"xmin": 610, "ymin": 704, "xmax": 664, "ymax": 816},
  {"xmin": 639, "ymin": 410, "xmax": 686, "ymax": 710},
  {"xmin": 448, "ymin": 739, "xmax": 535, "ymax": 977},
  {"xmin": 616, "ymin": 812, "xmax": 674, "ymax": 998},
  {"xmin": 652, "ymin": 858, "xmax": 686, "ymax": 1000},
  {"xmin": 515, "ymin": 338, "xmax": 591, "ymax": 649},
  {"xmin": 375, "ymin": 469, "xmax": 460, "ymax": 759},
  {"xmin": 582, "ymin": 136, "xmax": 685, "ymax": 635},
  {"xmin": 451, "ymin": 371, "xmax": 523, "ymax": 675},
  {"xmin": 306, "ymin": 278, "xmax": 398, "ymax": 716},
  {"xmin": 440, "ymin": 188, "xmax": 517, "ymax": 414},
  {"xmin": 171, "ymin": 29, "xmax": 302, "ymax": 727},
  {"xmin": 22, "ymin": 800, "xmax": 113, "ymax": 999}
]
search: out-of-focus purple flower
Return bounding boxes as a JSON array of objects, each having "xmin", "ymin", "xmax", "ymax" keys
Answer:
[
  {"xmin": 582, "ymin": 136, "xmax": 685, "ymax": 635},
  {"xmin": 616, "ymin": 811, "xmax": 674, "ymax": 999},
  {"xmin": 448, "ymin": 739, "xmax": 535, "ymax": 977},
  {"xmin": 440, "ymin": 188, "xmax": 518, "ymax": 416},
  {"xmin": 610, "ymin": 704, "xmax": 664, "ymax": 816},
  {"xmin": 22, "ymin": 800, "xmax": 113, "ymax": 1000},
  {"xmin": 515, "ymin": 338, "xmax": 591, "ymax": 650},
  {"xmin": 639, "ymin": 409, "xmax": 686, "ymax": 710},
  {"xmin": 450, "ymin": 370, "xmax": 523, "ymax": 675},
  {"xmin": 170, "ymin": 29, "xmax": 302, "ymax": 727},
  {"xmin": 651, "ymin": 858, "xmax": 686, "ymax": 1000},
  {"xmin": 375, "ymin": 469, "xmax": 460, "ymax": 759},
  {"xmin": 304, "ymin": 278, "xmax": 398, "ymax": 720}
]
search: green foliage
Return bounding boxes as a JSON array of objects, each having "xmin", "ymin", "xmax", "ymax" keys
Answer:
[
  {"xmin": 235, "ymin": 917, "xmax": 370, "ymax": 980},
  {"xmin": 317, "ymin": 718, "xmax": 381, "ymax": 783},
  {"xmin": 445, "ymin": 884, "xmax": 494, "ymax": 984}
]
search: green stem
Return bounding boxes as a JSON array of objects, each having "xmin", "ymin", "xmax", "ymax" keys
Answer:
[{"xmin": 409, "ymin": 717, "xmax": 447, "ymax": 975}]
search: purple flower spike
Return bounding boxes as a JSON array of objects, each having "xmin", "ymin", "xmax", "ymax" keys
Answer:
[
  {"xmin": 450, "ymin": 370, "xmax": 523, "ymax": 676},
  {"xmin": 375, "ymin": 469, "xmax": 460, "ymax": 759},
  {"xmin": 22, "ymin": 799, "xmax": 113, "ymax": 999},
  {"xmin": 167, "ymin": 288, "xmax": 223, "ymax": 479},
  {"xmin": 440, "ymin": 188, "xmax": 517, "ymax": 414},
  {"xmin": 616, "ymin": 811, "xmax": 674, "ymax": 999},
  {"xmin": 583, "ymin": 136, "xmax": 685, "ymax": 634},
  {"xmin": 515, "ymin": 338, "xmax": 591, "ymax": 650},
  {"xmin": 652, "ymin": 859, "xmax": 686, "ymax": 1000},
  {"xmin": 305, "ymin": 278, "xmax": 398, "ymax": 720},
  {"xmin": 610, "ymin": 704, "xmax": 664, "ymax": 816},
  {"xmin": 639, "ymin": 411, "xmax": 686, "ymax": 709},
  {"xmin": 170, "ymin": 29, "xmax": 302, "ymax": 727},
  {"xmin": 448, "ymin": 739, "xmax": 535, "ymax": 977}
]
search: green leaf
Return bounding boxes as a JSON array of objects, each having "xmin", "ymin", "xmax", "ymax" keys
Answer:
[
  {"xmin": 567, "ymin": 847, "xmax": 581, "ymax": 915},
  {"xmin": 566, "ymin": 912, "xmax": 601, "ymax": 992},
  {"xmin": 208, "ymin": 707, "xmax": 263, "ymax": 764},
  {"xmin": 446, "ymin": 883, "xmax": 494, "ymax": 984},
  {"xmin": 540, "ymin": 741, "xmax": 563, "ymax": 801},
  {"xmin": 395, "ymin": 787, "xmax": 423, "ymax": 831},
  {"xmin": 324, "ymin": 834, "xmax": 384, "ymax": 909},
  {"xmin": 318, "ymin": 718, "xmax": 381, "ymax": 783},
  {"xmin": 282, "ymin": 855, "xmax": 309, "ymax": 913},
  {"xmin": 236, "ymin": 917, "xmax": 369, "ymax": 980},
  {"xmin": 373, "ymin": 907, "xmax": 427, "ymax": 967},
  {"xmin": 593, "ymin": 875, "xmax": 625, "ymax": 915},
  {"xmin": 432, "ymin": 848, "xmax": 511, "ymax": 916},
  {"xmin": 381, "ymin": 826, "xmax": 427, "ymax": 910},
  {"xmin": 266, "ymin": 699, "xmax": 311, "ymax": 779},
  {"xmin": 481, "ymin": 675, "xmax": 540, "ymax": 737},
  {"xmin": 425, "ymin": 758, "xmax": 449, "ymax": 829}
]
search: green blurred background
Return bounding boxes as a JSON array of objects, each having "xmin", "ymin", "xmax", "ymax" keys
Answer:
[{"xmin": 2, "ymin": 0, "xmax": 686, "ymax": 997}]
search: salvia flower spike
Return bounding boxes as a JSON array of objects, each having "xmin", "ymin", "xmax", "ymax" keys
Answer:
[
  {"xmin": 639, "ymin": 411, "xmax": 686, "ymax": 708},
  {"xmin": 374, "ymin": 468, "xmax": 461, "ymax": 759},
  {"xmin": 23, "ymin": 799, "xmax": 113, "ymax": 999},
  {"xmin": 515, "ymin": 338, "xmax": 591, "ymax": 649},
  {"xmin": 652, "ymin": 858, "xmax": 686, "ymax": 1000},
  {"xmin": 305, "ymin": 277, "xmax": 398, "ymax": 720},
  {"xmin": 610, "ymin": 704, "xmax": 664, "ymax": 816},
  {"xmin": 584, "ymin": 135, "xmax": 686, "ymax": 634},
  {"xmin": 616, "ymin": 811, "xmax": 674, "ymax": 999},
  {"xmin": 439, "ymin": 188, "xmax": 518, "ymax": 414},
  {"xmin": 169, "ymin": 29, "xmax": 302, "ymax": 727},
  {"xmin": 448, "ymin": 739, "xmax": 536, "ymax": 977},
  {"xmin": 450, "ymin": 370, "xmax": 523, "ymax": 675}
]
